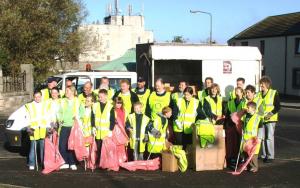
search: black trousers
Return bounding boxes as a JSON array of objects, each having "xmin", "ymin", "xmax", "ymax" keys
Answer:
[
  {"xmin": 96, "ymin": 139, "xmax": 103, "ymax": 165},
  {"xmin": 174, "ymin": 132, "xmax": 192, "ymax": 150}
]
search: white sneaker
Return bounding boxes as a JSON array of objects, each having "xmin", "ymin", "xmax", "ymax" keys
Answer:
[
  {"xmin": 60, "ymin": 164, "xmax": 69, "ymax": 169},
  {"xmin": 29, "ymin": 166, "xmax": 34, "ymax": 170},
  {"xmin": 70, "ymin": 165, "xmax": 77, "ymax": 170}
]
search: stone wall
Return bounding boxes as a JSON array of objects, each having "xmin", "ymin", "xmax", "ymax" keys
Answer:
[{"xmin": 0, "ymin": 64, "xmax": 33, "ymax": 116}]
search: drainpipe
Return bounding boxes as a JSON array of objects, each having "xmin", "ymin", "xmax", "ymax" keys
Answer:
[{"xmin": 284, "ymin": 36, "xmax": 287, "ymax": 95}]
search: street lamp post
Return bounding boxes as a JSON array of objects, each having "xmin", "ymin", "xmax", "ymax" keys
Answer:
[{"xmin": 190, "ymin": 10, "xmax": 212, "ymax": 45}]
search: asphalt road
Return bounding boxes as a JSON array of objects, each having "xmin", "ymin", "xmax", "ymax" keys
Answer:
[{"xmin": 0, "ymin": 107, "xmax": 300, "ymax": 188}]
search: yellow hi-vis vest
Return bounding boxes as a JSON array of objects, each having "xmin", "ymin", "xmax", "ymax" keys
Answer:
[
  {"xmin": 229, "ymin": 90, "xmax": 236, "ymax": 100},
  {"xmin": 195, "ymin": 118, "xmax": 215, "ymax": 147},
  {"xmin": 118, "ymin": 92, "xmax": 132, "ymax": 116},
  {"xmin": 227, "ymin": 98, "xmax": 246, "ymax": 114},
  {"xmin": 132, "ymin": 88, "xmax": 151, "ymax": 114},
  {"xmin": 81, "ymin": 107, "xmax": 92, "ymax": 138},
  {"xmin": 197, "ymin": 90, "xmax": 208, "ymax": 104},
  {"xmin": 171, "ymin": 92, "xmax": 184, "ymax": 104},
  {"xmin": 259, "ymin": 89, "xmax": 278, "ymax": 122},
  {"xmin": 148, "ymin": 116, "xmax": 168, "ymax": 154},
  {"xmin": 127, "ymin": 113, "xmax": 150, "ymax": 153},
  {"xmin": 205, "ymin": 95, "xmax": 223, "ymax": 117},
  {"xmin": 92, "ymin": 102, "xmax": 113, "ymax": 140},
  {"xmin": 25, "ymin": 101, "xmax": 48, "ymax": 140},
  {"xmin": 41, "ymin": 88, "xmax": 50, "ymax": 101},
  {"xmin": 148, "ymin": 91, "xmax": 171, "ymax": 120},
  {"xmin": 242, "ymin": 113, "xmax": 261, "ymax": 140},
  {"xmin": 174, "ymin": 98, "xmax": 199, "ymax": 134}
]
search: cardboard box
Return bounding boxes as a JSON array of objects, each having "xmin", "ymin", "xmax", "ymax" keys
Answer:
[
  {"xmin": 162, "ymin": 151, "xmax": 179, "ymax": 172},
  {"xmin": 187, "ymin": 125, "xmax": 226, "ymax": 171}
]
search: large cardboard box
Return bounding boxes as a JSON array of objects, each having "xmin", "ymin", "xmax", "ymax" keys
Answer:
[
  {"xmin": 187, "ymin": 125, "xmax": 226, "ymax": 171},
  {"xmin": 162, "ymin": 151, "xmax": 179, "ymax": 172}
]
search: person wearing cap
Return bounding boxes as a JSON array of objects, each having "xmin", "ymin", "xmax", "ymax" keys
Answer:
[
  {"xmin": 132, "ymin": 77, "xmax": 151, "ymax": 114},
  {"xmin": 41, "ymin": 77, "xmax": 57, "ymax": 101}
]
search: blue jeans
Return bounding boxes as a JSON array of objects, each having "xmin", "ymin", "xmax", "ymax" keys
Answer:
[
  {"xmin": 261, "ymin": 122, "xmax": 276, "ymax": 159},
  {"xmin": 28, "ymin": 139, "xmax": 44, "ymax": 166},
  {"xmin": 59, "ymin": 126, "xmax": 76, "ymax": 165}
]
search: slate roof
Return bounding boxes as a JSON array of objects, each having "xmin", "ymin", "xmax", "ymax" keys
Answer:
[{"xmin": 229, "ymin": 12, "xmax": 300, "ymax": 41}]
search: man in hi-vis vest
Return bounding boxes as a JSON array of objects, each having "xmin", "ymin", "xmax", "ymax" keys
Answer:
[{"xmin": 26, "ymin": 90, "xmax": 49, "ymax": 170}]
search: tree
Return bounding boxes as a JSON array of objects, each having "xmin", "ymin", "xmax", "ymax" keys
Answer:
[
  {"xmin": 172, "ymin": 36, "xmax": 186, "ymax": 43},
  {"xmin": 0, "ymin": 0, "xmax": 87, "ymax": 82}
]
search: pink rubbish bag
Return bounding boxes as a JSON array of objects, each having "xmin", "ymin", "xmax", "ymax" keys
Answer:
[
  {"xmin": 231, "ymin": 137, "xmax": 259, "ymax": 175},
  {"xmin": 119, "ymin": 158, "xmax": 160, "ymax": 171},
  {"xmin": 42, "ymin": 132, "xmax": 65, "ymax": 174},
  {"xmin": 231, "ymin": 111, "xmax": 245, "ymax": 135},
  {"xmin": 68, "ymin": 120, "xmax": 89, "ymax": 161},
  {"xmin": 87, "ymin": 138, "xmax": 97, "ymax": 170},
  {"xmin": 116, "ymin": 145, "xmax": 127, "ymax": 164},
  {"xmin": 99, "ymin": 137, "xmax": 119, "ymax": 171},
  {"xmin": 112, "ymin": 118, "xmax": 129, "ymax": 146}
]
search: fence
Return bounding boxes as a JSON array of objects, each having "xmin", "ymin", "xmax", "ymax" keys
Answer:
[{"xmin": 2, "ymin": 71, "xmax": 26, "ymax": 92}]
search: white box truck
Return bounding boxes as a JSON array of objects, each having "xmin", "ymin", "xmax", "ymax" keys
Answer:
[{"xmin": 136, "ymin": 43, "xmax": 262, "ymax": 100}]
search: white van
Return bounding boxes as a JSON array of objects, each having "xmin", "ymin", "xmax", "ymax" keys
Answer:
[{"xmin": 4, "ymin": 71, "xmax": 137, "ymax": 147}]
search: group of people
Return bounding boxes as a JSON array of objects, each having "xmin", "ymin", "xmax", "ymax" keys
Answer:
[{"xmin": 25, "ymin": 75, "xmax": 280, "ymax": 173}]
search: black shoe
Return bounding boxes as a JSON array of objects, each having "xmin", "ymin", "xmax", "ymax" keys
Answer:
[{"xmin": 263, "ymin": 158, "xmax": 274, "ymax": 163}]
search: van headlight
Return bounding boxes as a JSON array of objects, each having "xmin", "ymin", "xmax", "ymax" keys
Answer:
[{"xmin": 5, "ymin": 120, "xmax": 14, "ymax": 128}]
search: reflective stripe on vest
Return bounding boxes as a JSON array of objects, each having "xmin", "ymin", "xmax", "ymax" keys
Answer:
[
  {"xmin": 26, "ymin": 102, "xmax": 48, "ymax": 140},
  {"xmin": 174, "ymin": 98, "xmax": 199, "ymax": 134},
  {"xmin": 205, "ymin": 95, "xmax": 222, "ymax": 116},
  {"xmin": 243, "ymin": 114, "xmax": 261, "ymax": 140},
  {"xmin": 148, "ymin": 116, "xmax": 168, "ymax": 153},
  {"xmin": 148, "ymin": 91, "xmax": 171, "ymax": 120},
  {"xmin": 93, "ymin": 102, "xmax": 113, "ymax": 140},
  {"xmin": 128, "ymin": 113, "xmax": 149, "ymax": 153}
]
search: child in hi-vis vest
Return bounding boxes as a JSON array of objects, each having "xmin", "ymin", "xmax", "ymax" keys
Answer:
[{"xmin": 126, "ymin": 102, "xmax": 152, "ymax": 161}]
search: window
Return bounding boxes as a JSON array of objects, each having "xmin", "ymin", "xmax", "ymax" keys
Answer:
[
  {"xmin": 241, "ymin": 41, "xmax": 248, "ymax": 46},
  {"xmin": 260, "ymin": 40, "xmax": 265, "ymax": 55},
  {"xmin": 295, "ymin": 38, "xmax": 300, "ymax": 54},
  {"xmin": 292, "ymin": 68, "xmax": 300, "ymax": 89},
  {"xmin": 95, "ymin": 78, "xmax": 131, "ymax": 91}
]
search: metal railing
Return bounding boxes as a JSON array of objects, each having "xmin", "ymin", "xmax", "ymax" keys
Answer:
[{"xmin": 2, "ymin": 71, "xmax": 26, "ymax": 92}]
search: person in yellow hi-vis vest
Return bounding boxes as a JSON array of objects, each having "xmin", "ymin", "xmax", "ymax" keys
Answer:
[
  {"xmin": 79, "ymin": 95, "xmax": 93, "ymax": 146},
  {"xmin": 171, "ymin": 81, "xmax": 188, "ymax": 104},
  {"xmin": 46, "ymin": 87, "xmax": 61, "ymax": 131},
  {"xmin": 229, "ymin": 77, "xmax": 245, "ymax": 100},
  {"xmin": 173, "ymin": 87, "xmax": 206, "ymax": 149},
  {"xmin": 241, "ymin": 101, "xmax": 262, "ymax": 173},
  {"xmin": 125, "ymin": 102, "xmax": 152, "ymax": 161},
  {"xmin": 132, "ymin": 77, "xmax": 151, "ymax": 114},
  {"xmin": 41, "ymin": 77, "xmax": 57, "ymax": 101},
  {"xmin": 258, "ymin": 76, "xmax": 280, "ymax": 163},
  {"xmin": 146, "ymin": 78, "xmax": 172, "ymax": 120},
  {"xmin": 197, "ymin": 77, "xmax": 213, "ymax": 104},
  {"xmin": 26, "ymin": 90, "xmax": 49, "ymax": 170},
  {"xmin": 147, "ymin": 106, "xmax": 172, "ymax": 159},
  {"xmin": 203, "ymin": 83, "xmax": 224, "ymax": 124},
  {"xmin": 92, "ymin": 89, "xmax": 115, "ymax": 165},
  {"xmin": 57, "ymin": 86, "xmax": 80, "ymax": 170},
  {"xmin": 93, "ymin": 76, "xmax": 115, "ymax": 101},
  {"xmin": 113, "ymin": 79, "xmax": 139, "ymax": 115}
]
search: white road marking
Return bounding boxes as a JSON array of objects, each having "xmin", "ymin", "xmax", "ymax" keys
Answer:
[{"xmin": 0, "ymin": 183, "xmax": 30, "ymax": 188}]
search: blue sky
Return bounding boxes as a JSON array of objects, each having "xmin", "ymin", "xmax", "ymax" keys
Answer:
[{"xmin": 84, "ymin": 0, "xmax": 300, "ymax": 44}]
